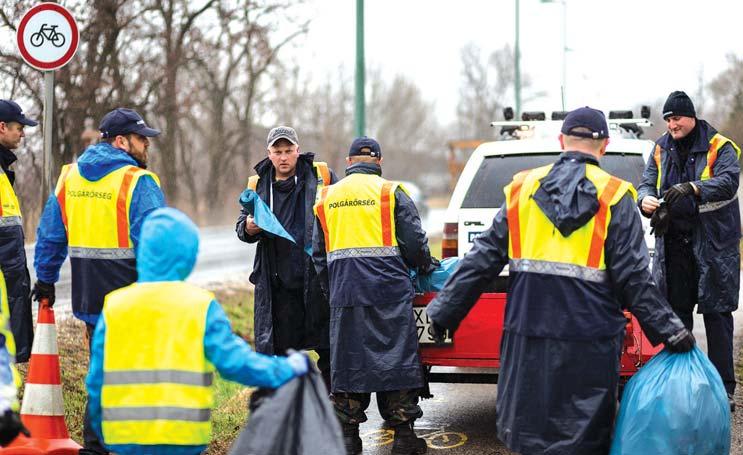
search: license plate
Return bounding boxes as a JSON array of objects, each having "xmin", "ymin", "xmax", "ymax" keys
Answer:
[{"xmin": 413, "ymin": 307, "xmax": 452, "ymax": 344}]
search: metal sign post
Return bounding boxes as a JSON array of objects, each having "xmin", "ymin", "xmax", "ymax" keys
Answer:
[
  {"xmin": 42, "ymin": 71, "xmax": 54, "ymax": 198},
  {"xmin": 16, "ymin": 2, "xmax": 79, "ymax": 199}
]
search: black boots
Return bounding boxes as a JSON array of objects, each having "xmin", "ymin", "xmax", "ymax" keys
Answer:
[
  {"xmin": 342, "ymin": 424, "xmax": 362, "ymax": 455},
  {"xmin": 391, "ymin": 421, "xmax": 427, "ymax": 454}
]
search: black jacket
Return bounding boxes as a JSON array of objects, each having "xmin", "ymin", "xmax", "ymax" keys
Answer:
[{"xmin": 236, "ymin": 153, "xmax": 338, "ymax": 354}]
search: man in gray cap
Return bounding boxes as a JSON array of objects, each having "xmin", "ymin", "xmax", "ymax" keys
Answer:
[
  {"xmin": 0, "ymin": 99, "xmax": 38, "ymax": 363},
  {"xmin": 638, "ymin": 91, "xmax": 741, "ymax": 412},
  {"xmin": 236, "ymin": 126, "xmax": 337, "ymax": 390},
  {"xmin": 426, "ymin": 107, "xmax": 692, "ymax": 454}
]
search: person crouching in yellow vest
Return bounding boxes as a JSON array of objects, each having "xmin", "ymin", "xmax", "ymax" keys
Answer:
[{"xmin": 85, "ymin": 208, "xmax": 309, "ymax": 455}]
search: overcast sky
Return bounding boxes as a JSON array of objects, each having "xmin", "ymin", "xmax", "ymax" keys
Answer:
[{"xmin": 291, "ymin": 0, "xmax": 742, "ymax": 125}]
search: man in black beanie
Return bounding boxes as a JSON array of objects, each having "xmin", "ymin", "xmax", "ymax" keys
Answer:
[{"xmin": 637, "ymin": 90, "xmax": 741, "ymax": 411}]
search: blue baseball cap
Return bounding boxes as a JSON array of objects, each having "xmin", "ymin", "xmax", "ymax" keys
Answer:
[
  {"xmin": 99, "ymin": 108, "xmax": 160, "ymax": 138},
  {"xmin": 561, "ymin": 106, "xmax": 609, "ymax": 139},
  {"xmin": 349, "ymin": 136, "xmax": 382, "ymax": 158},
  {"xmin": 0, "ymin": 100, "xmax": 38, "ymax": 127}
]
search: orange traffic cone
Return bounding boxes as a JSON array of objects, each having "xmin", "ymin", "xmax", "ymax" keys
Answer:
[{"xmin": 0, "ymin": 299, "xmax": 81, "ymax": 454}]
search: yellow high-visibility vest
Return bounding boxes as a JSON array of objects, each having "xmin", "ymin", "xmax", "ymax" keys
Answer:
[
  {"xmin": 0, "ymin": 169, "xmax": 22, "ymax": 228},
  {"xmin": 505, "ymin": 163, "xmax": 635, "ymax": 278},
  {"xmin": 101, "ymin": 281, "xmax": 215, "ymax": 446},
  {"xmin": 653, "ymin": 133, "xmax": 742, "ymax": 190},
  {"xmin": 0, "ymin": 270, "xmax": 19, "ymax": 411},
  {"xmin": 55, "ymin": 163, "xmax": 160, "ymax": 259},
  {"xmin": 314, "ymin": 173, "xmax": 404, "ymax": 262}
]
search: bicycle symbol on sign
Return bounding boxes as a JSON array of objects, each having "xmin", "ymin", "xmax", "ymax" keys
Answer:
[{"xmin": 30, "ymin": 24, "xmax": 66, "ymax": 48}]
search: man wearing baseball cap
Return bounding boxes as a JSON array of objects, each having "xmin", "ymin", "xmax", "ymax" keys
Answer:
[
  {"xmin": 0, "ymin": 100, "xmax": 38, "ymax": 364},
  {"xmin": 33, "ymin": 107, "xmax": 165, "ymax": 455},
  {"xmin": 236, "ymin": 125, "xmax": 338, "ymax": 391},
  {"xmin": 638, "ymin": 91, "xmax": 741, "ymax": 411},
  {"xmin": 313, "ymin": 137, "xmax": 438, "ymax": 454},
  {"xmin": 426, "ymin": 107, "xmax": 691, "ymax": 453}
]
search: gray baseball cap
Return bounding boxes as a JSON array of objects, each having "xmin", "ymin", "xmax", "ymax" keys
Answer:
[{"xmin": 266, "ymin": 126, "xmax": 298, "ymax": 147}]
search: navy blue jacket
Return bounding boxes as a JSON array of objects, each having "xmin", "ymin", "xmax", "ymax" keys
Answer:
[
  {"xmin": 312, "ymin": 162, "xmax": 436, "ymax": 392},
  {"xmin": 427, "ymin": 152, "xmax": 684, "ymax": 454},
  {"xmin": 637, "ymin": 119, "xmax": 741, "ymax": 313},
  {"xmin": 0, "ymin": 145, "xmax": 32, "ymax": 362},
  {"xmin": 236, "ymin": 153, "xmax": 337, "ymax": 354}
]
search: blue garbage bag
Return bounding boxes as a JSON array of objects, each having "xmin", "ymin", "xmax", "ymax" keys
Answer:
[
  {"xmin": 239, "ymin": 188, "xmax": 296, "ymax": 244},
  {"xmin": 412, "ymin": 257, "xmax": 459, "ymax": 292},
  {"xmin": 610, "ymin": 346, "xmax": 730, "ymax": 455}
]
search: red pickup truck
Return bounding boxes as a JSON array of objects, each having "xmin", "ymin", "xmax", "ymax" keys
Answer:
[{"xmin": 414, "ymin": 292, "xmax": 661, "ymax": 395}]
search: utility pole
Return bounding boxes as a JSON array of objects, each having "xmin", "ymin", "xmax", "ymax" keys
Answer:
[
  {"xmin": 354, "ymin": 0, "xmax": 365, "ymax": 137},
  {"xmin": 514, "ymin": 0, "xmax": 521, "ymax": 118}
]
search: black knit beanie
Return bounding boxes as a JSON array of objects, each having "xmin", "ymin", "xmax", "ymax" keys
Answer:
[{"xmin": 662, "ymin": 91, "xmax": 696, "ymax": 120}]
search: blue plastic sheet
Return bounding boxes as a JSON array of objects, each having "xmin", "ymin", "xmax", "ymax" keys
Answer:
[
  {"xmin": 239, "ymin": 189, "xmax": 296, "ymax": 244},
  {"xmin": 412, "ymin": 257, "xmax": 459, "ymax": 292},
  {"xmin": 610, "ymin": 346, "xmax": 730, "ymax": 455}
]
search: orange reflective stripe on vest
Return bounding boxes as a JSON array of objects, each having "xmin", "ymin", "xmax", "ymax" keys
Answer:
[
  {"xmin": 380, "ymin": 182, "xmax": 394, "ymax": 247},
  {"xmin": 116, "ymin": 168, "xmax": 139, "ymax": 248},
  {"xmin": 506, "ymin": 171, "xmax": 528, "ymax": 259},
  {"xmin": 316, "ymin": 186, "xmax": 330, "ymax": 248},
  {"xmin": 55, "ymin": 165, "xmax": 74, "ymax": 231},
  {"xmin": 653, "ymin": 144, "xmax": 662, "ymax": 191},
  {"xmin": 587, "ymin": 177, "xmax": 623, "ymax": 268}
]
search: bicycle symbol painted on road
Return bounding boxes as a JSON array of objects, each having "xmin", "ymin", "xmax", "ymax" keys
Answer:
[
  {"xmin": 30, "ymin": 24, "xmax": 66, "ymax": 48},
  {"xmin": 362, "ymin": 427, "xmax": 468, "ymax": 450}
]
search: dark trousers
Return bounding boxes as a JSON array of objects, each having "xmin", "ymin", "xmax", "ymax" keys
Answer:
[
  {"xmin": 666, "ymin": 236, "xmax": 736, "ymax": 395},
  {"xmin": 332, "ymin": 389, "xmax": 422, "ymax": 426},
  {"xmin": 272, "ymin": 286, "xmax": 332, "ymax": 391},
  {"xmin": 82, "ymin": 323, "xmax": 109, "ymax": 455}
]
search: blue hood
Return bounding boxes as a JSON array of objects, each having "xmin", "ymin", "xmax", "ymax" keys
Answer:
[
  {"xmin": 78, "ymin": 142, "xmax": 138, "ymax": 181},
  {"xmin": 137, "ymin": 208, "xmax": 199, "ymax": 282}
]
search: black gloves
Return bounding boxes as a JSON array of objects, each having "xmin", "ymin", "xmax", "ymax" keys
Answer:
[
  {"xmin": 0, "ymin": 410, "xmax": 30, "ymax": 446},
  {"xmin": 31, "ymin": 281, "xmax": 55, "ymax": 307},
  {"xmin": 665, "ymin": 328, "xmax": 696, "ymax": 353},
  {"xmin": 663, "ymin": 182, "xmax": 695, "ymax": 205},
  {"xmin": 649, "ymin": 203, "xmax": 671, "ymax": 237}
]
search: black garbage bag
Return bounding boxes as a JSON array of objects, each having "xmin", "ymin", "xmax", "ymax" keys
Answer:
[{"xmin": 229, "ymin": 368, "xmax": 345, "ymax": 455}]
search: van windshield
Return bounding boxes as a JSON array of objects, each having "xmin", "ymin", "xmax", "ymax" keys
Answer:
[{"xmin": 461, "ymin": 152, "xmax": 645, "ymax": 209}]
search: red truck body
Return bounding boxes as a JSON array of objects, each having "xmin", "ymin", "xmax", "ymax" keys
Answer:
[{"xmin": 414, "ymin": 292, "xmax": 662, "ymax": 384}]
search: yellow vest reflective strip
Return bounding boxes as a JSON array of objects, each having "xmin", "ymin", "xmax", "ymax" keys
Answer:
[
  {"xmin": 314, "ymin": 174, "xmax": 399, "ymax": 255},
  {"xmin": 101, "ymin": 281, "xmax": 214, "ymax": 446},
  {"xmin": 103, "ymin": 406, "xmax": 211, "ymax": 422},
  {"xmin": 0, "ymin": 217, "xmax": 21, "ymax": 227},
  {"xmin": 68, "ymin": 247, "xmax": 135, "ymax": 260},
  {"xmin": 104, "ymin": 370, "xmax": 213, "ymax": 386},
  {"xmin": 246, "ymin": 161, "xmax": 331, "ymax": 204},
  {"xmin": 55, "ymin": 164, "xmax": 160, "ymax": 252},
  {"xmin": 505, "ymin": 164, "xmax": 634, "ymax": 274},
  {"xmin": 327, "ymin": 246, "xmax": 401, "ymax": 263},
  {"xmin": 0, "ymin": 169, "xmax": 21, "ymax": 219},
  {"xmin": 509, "ymin": 258, "xmax": 608, "ymax": 283}
]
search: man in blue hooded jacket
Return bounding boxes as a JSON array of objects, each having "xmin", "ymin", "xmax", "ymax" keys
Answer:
[
  {"xmin": 427, "ymin": 107, "xmax": 692, "ymax": 455},
  {"xmin": 638, "ymin": 91, "xmax": 740, "ymax": 411},
  {"xmin": 34, "ymin": 108, "xmax": 165, "ymax": 455},
  {"xmin": 86, "ymin": 207, "xmax": 308, "ymax": 455}
]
